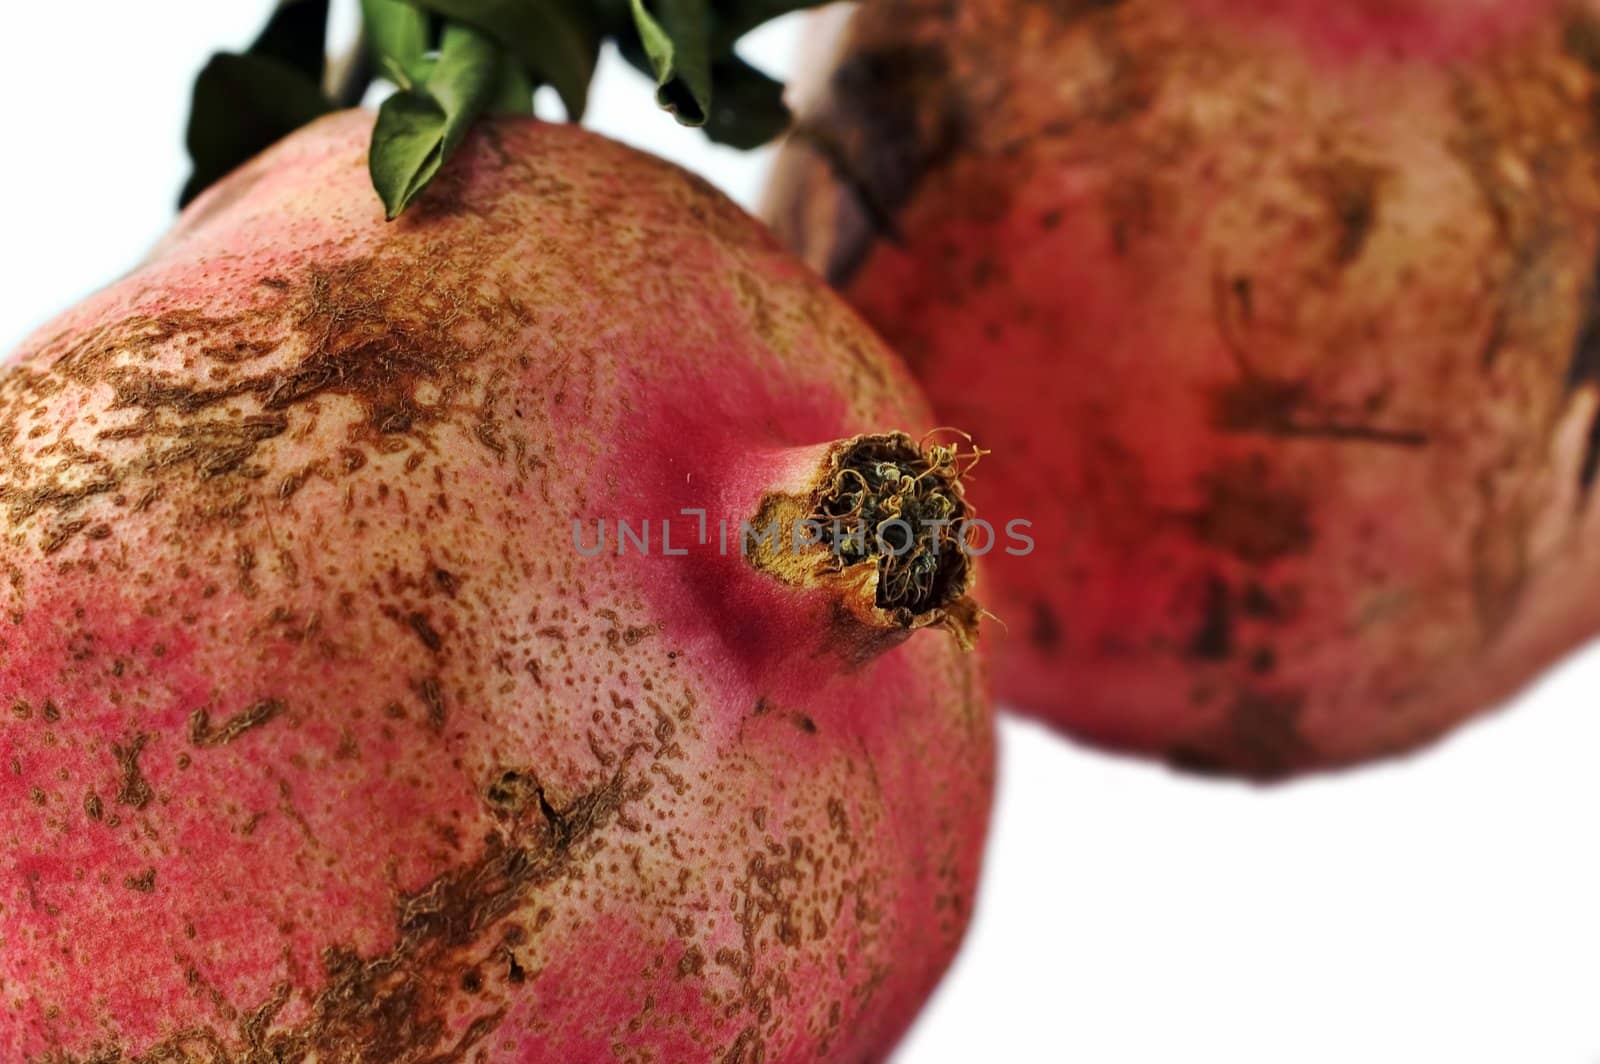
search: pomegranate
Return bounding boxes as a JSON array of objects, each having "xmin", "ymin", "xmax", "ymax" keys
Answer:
[
  {"xmin": 1, "ymin": 112, "xmax": 992, "ymax": 1060},
  {"xmin": 768, "ymin": 0, "xmax": 1600, "ymax": 777}
]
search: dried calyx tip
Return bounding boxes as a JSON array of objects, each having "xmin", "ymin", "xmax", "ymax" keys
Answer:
[
  {"xmin": 749, "ymin": 431, "xmax": 984, "ymax": 651},
  {"xmin": 813, "ymin": 432, "xmax": 980, "ymax": 614}
]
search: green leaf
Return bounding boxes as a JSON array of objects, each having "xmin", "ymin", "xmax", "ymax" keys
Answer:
[
  {"xmin": 251, "ymin": 0, "xmax": 331, "ymax": 82},
  {"xmin": 369, "ymin": 22, "xmax": 502, "ymax": 218},
  {"xmin": 180, "ymin": 0, "xmax": 336, "ymax": 207},
  {"xmin": 629, "ymin": 0, "xmax": 675, "ymax": 71},
  {"xmin": 361, "ymin": 0, "xmax": 431, "ymax": 86},
  {"xmin": 630, "ymin": 0, "xmax": 713, "ymax": 125},
  {"xmin": 412, "ymin": 0, "xmax": 601, "ymax": 120},
  {"xmin": 702, "ymin": 54, "xmax": 789, "ymax": 149},
  {"xmin": 491, "ymin": 60, "xmax": 536, "ymax": 115},
  {"xmin": 181, "ymin": 0, "xmax": 809, "ymax": 216},
  {"xmin": 181, "ymin": 53, "xmax": 334, "ymax": 206}
]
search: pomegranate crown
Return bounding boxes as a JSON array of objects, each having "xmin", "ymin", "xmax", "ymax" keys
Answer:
[{"xmin": 183, "ymin": 0, "xmax": 824, "ymax": 218}]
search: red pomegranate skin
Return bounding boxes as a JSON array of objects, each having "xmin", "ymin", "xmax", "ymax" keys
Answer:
[
  {"xmin": 766, "ymin": 0, "xmax": 1600, "ymax": 777},
  {"xmin": 0, "ymin": 112, "xmax": 993, "ymax": 1061}
]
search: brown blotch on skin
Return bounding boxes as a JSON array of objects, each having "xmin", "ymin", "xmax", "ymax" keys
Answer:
[
  {"xmin": 0, "ymin": 254, "xmax": 534, "ymax": 559},
  {"xmin": 1295, "ymin": 156, "xmax": 1389, "ymax": 267},
  {"xmin": 1563, "ymin": 254, "xmax": 1600, "ymax": 499},
  {"xmin": 1225, "ymin": 689, "xmax": 1312, "ymax": 780},
  {"xmin": 1212, "ymin": 374, "xmax": 1430, "ymax": 447},
  {"xmin": 190, "ymin": 699, "xmax": 286, "ymax": 748},
  {"xmin": 1104, "ymin": 175, "xmax": 1165, "ymax": 255},
  {"xmin": 791, "ymin": 43, "xmax": 970, "ymax": 286},
  {"xmin": 1171, "ymin": 688, "xmax": 1311, "ymax": 781},
  {"xmin": 1577, "ymin": 408, "xmax": 1600, "ymax": 502},
  {"xmin": 678, "ymin": 946, "xmax": 707, "ymax": 978},
  {"xmin": 1564, "ymin": 13, "xmax": 1600, "ymax": 72},
  {"xmin": 56, "ymin": 769, "xmax": 634, "ymax": 1062},
  {"xmin": 483, "ymin": 767, "xmax": 545, "ymax": 820},
  {"xmin": 749, "ymin": 695, "xmax": 821, "ymax": 736},
  {"xmin": 417, "ymin": 676, "xmax": 448, "ymax": 733},
  {"xmin": 1190, "ymin": 457, "xmax": 1314, "ymax": 564},
  {"xmin": 1187, "ymin": 575, "xmax": 1234, "ymax": 661},
  {"xmin": 112, "ymin": 734, "xmax": 154, "ymax": 810},
  {"xmin": 1240, "ymin": 583, "xmax": 1278, "ymax": 619},
  {"xmin": 1030, "ymin": 599, "xmax": 1063, "ymax": 650},
  {"xmin": 433, "ymin": 567, "xmax": 459, "ymax": 597},
  {"xmin": 407, "ymin": 611, "xmax": 444, "ymax": 653}
]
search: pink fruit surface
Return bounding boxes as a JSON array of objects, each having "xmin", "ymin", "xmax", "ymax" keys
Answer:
[
  {"xmin": 768, "ymin": 0, "xmax": 1600, "ymax": 777},
  {"xmin": 0, "ymin": 112, "xmax": 993, "ymax": 1061}
]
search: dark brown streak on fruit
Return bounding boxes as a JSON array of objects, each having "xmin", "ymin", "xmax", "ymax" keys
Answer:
[
  {"xmin": 51, "ymin": 769, "xmax": 635, "ymax": 1063},
  {"xmin": 408, "ymin": 611, "xmax": 444, "ymax": 653},
  {"xmin": 1212, "ymin": 280, "xmax": 1430, "ymax": 448},
  {"xmin": 190, "ymin": 698, "xmax": 287, "ymax": 748},
  {"xmin": 1225, "ymin": 689, "xmax": 1312, "ymax": 781},
  {"xmin": 788, "ymin": 122, "xmax": 905, "ymax": 249},
  {"xmin": 1577, "ymin": 410, "xmax": 1600, "ymax": 506},
  {"xmin": 0, "ymin": 254, "xmax": 528, "ymax": 552},
  {"xmin": 1187, "ymin": 575, "xmax": 1234, "ymax": 661},
  {"xmin": 1170, "ymin": 688, "xmax": 1310, "ymax": 781},
  {"xmin": 1039, "ymin": 0, "xmax": 1128, "ymax": 13},
  {"xmin": 418, "ymin": 676, "xmax": 448, "ymax": 733},
  {"xmin": 1452, "ymin": 38, "xmax": 1598, "ymax": 509},
  {"xmin": 1563, "ymin": 13, "xmax": 1600, "ymax": 75},
  {"xmin": 1564, "ymin": 251, "xmax": 1600, "ymax": 502},
  {"xmin": 1029, "ymin": 599, "xmax": 1063, "ymax": 650},
  {"xmin": 1296, "ymin": 157, "xmax": 1388, "ymax": 268},
  {"xmin": 112, "ymin": 733, "xmax": 154, "ymax": 809},
  {"xmin": 1190, "ymin": 457, "xmax": 1314, "ymax": 565},
  {"xmin": 433, "ymin": 567, "xmax": 459, "ymax": 597},
  {"xmin": 795, "ymin": 42, "xmax": 971, "ymax": 287}
]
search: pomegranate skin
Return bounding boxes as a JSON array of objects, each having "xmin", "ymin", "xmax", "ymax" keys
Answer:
[
  {"xmin": 768, "ymin": 0, "xmax": 1600, "ymax": 777},
  {"xmin": 0, "ymin": 113, "xmax": 993, "ymax": 1061}
]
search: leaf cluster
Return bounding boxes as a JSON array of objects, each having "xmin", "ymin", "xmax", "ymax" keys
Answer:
[{"xmin": 183, "ymin": 0, "xmax": 831, "ymax": 217}]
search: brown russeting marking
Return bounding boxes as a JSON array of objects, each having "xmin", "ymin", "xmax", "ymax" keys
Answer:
[
  {"xmin": 190, "ymin": 699, "xmax": 287, "ymax": 748},
  {"xmin": 112, "ymin": 733, "xmax": 154, "ymax": 809}
]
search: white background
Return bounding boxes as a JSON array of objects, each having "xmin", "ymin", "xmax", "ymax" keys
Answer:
[{"xmin": 4, "ymin": 5, "xmax": 1598, "ymax": 1062}]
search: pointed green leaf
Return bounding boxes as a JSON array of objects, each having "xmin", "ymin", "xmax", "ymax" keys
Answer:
[
  {"xmin": 369, "ymin": 22, "xmax": 502, "ymax": 218},
  {"xmin": 630, "ymin": 0, "xmax": 675, "ymax": 74},
  {"xmin": 181, "ymin": 53, "xmax": 335, "ymax": 206},
  {"xmin": 361, "ymin": 0, "xmax": 431, "ymax": 86},
  {"xmin": 411, "ymin": 0, "xmax": 601, "ymax": 120},
  {"xmin": 702, "ymin": 54, "xmax": 789, "ymax": 149},
  {"xmin": 491, "ymin": 60, "xmax": 536, "ymax": 115},
  {"xmin": 251, "ymin": 0, "xmax": 331, "ymax": 81},
  {"xmin": 181, "ymin": 0, "xmax": 336, "ymax": 206},
  {"xmin": 630, "ymin": 0, "xmax": 713, "ymax": 125},
  {"xmin": 183, "ymin": 0, "xmax": 811, "ymax": 214}
]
